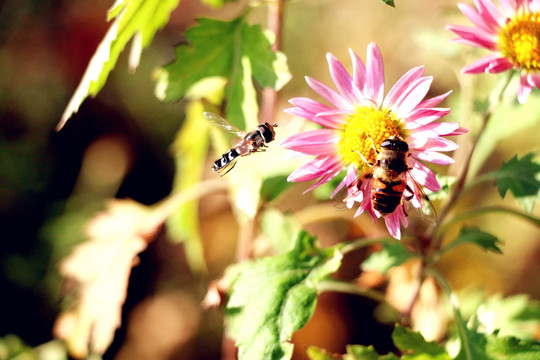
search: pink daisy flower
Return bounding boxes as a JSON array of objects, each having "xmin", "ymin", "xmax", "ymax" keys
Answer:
[
  {"xmin": 281, "ymin": 43, "xmax": 467, "ymax": 239},
  {"xmin": 448, "ymin": 0, "xmax": 540, "ymax": 103}
]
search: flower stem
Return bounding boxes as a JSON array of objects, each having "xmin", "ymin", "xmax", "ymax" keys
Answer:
[
  {"xmin": 317, "ymin": 280, "xmax": 402, "ymax": 319},
  {"xmin": 429, "ymin": 268, "xmax": 473, "ymax": 360},
  {"xmin": 260, "ymin": 0, "xmax": 285, "ymax": 125},
  {"xmin": 436, "ymin": 205, "xmax": 540, "ymax": 237},
  {"xmin": 427, "ymin": 71, "xmax": 515, "ymax": 253}
]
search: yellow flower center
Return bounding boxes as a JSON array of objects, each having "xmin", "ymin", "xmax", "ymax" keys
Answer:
[
  {"xmin": 337, "ymin": 106, "xmax": 402, "ymax": 170},
  {"xmin": 498, "ymin": 12, "xmax": 540, "ymax": 71}
]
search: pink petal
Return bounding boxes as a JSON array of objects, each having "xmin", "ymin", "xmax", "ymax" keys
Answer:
[
  {"xmin": 518, "ymin": 73, "xmax": 533, "ymax": 103},
  {"xmin": 458, "ymin": 3, "xmax": 498, "ymax": 32},
  {"xmin": 416, "ymin": 91, "xmax": 452, "ymax": 109},
  {"xmin": 403, "ymin": 107, "xmax": 451, "ymax": 127},
  {"xmin": 407, "ymin": 136, "xmax": 459, "ymax": 152},
  {"xmin": 530, "ymin": 73, "xmax": 540, "ymax": 88},
  {"xmin": 383, "ymin": 66, "xmax": 425, "ymax": 109},
  {"xmin": 331, "ymin": 165, "xmax": 357, "ymax": 198},
  {"xmin": 384, "ymin": 211, "xmax": 402, "ymax": 239},
  {"xmin": 287, "ymin": 97, "xmax": 347, "ymax": 129},
  {"xmin": 446, "ymin": 126, "xmax": 470, "ymax": 136},
  {"xmin": 365, "ymin": 43, "xmax": 385, "ymax": 106},
  {"xmin": 280, "ymin": 129, "xmax": 339, "ymax": 155},
  {"xmin": 499, "ymin": 0, "xmax": 519, "ymax": 16},
  {"xmin": 462, "ymin": 53, "xmax": 505, "ymax": 74},
  {"xmin": 474, "ymin": 0, "xmax": 505, "ymax": 28},
  {"xmin": 447, "ymin": 25, "xmax": 498, "ymax": 50},
  {"xmin": 304, "ymin": 167, "xmax": 343, "ymax": 194},
  {"xmin": 287, "ymin": 155, "xmax": 343, "ymax": 182},
  {"xmin": 406, "ymin": 176, "xmax": 423, "ymax": 208},
  {"xmin": 349, "ymin": 48, "xmax": 367, "ymax": 91},
  {"xmin": 408, "ymin": 158, "xmax": 441, "ymax": 192},
  {"xmin": 411, "ymin": 150, "xmax": 456, "ymax": 165},
  {"xmin": 326, "ymin": 53, "xmax": 364, "ymax": 104},
  {"xmin": 485, "ymin": 57, "xmax": 514, "ymax": 73},
  {"xmin": 392, "ymin": 77, "xmax": 433, "ymax": 119},
  {"xmin": 306, "ymin": 76, "xmax": 352, "ymax": 110},
  {"xmin": 412, "ymin": 122, "xmax": 461, "ymax": 136}
]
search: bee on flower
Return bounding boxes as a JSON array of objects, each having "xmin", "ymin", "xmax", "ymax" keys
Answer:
[
  {"xmin": 281, "ymin": 43, "xmax": 467, "ymax": 239},
  {"xmin": 448, "ymin": 0, "xmax": 540, "ymax": 103}
]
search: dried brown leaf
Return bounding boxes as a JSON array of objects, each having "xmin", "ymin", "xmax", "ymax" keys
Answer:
[{"xmin": 54, "ymin": 199, "xmax": 160, "ymax": 358}]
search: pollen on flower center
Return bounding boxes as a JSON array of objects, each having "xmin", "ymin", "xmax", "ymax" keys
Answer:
[
  {"xmin": 498, "ymin": 12, "xmax": 540, "ymax": 71},
  {"xmin": 337, "ymin": 106, "xmax": 402, "ymax": 169}
]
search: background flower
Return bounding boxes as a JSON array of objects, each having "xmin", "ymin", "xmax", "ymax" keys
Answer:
[
  {"xmin": 282, "ymin": 43, "xmax": 466, "ymax": 239},
  {"xmin": 448, "ymin": 0, "xmax": 540, "ymax": 103}
]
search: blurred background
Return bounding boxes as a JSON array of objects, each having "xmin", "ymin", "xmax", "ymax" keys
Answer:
[{"xmin": 1, "ymin": 0, "xmax": 539, "ymax": 359}]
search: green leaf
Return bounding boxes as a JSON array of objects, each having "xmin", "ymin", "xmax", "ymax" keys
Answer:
[
  {"xmin": 59, "ymin": 0, "xmax": 180, "ymax": 129},
  {"xmin": 225, "ymin": 231, "xmax": 342, "ymax": 360},
  {"xmin": 200, "ymin": 0, "xmax": 233, "ymax": 8},
  {"xmin": 361, "ymin": 241, "xmax": 417, "ymax": 274},
  {"xmin": 259, "ymin": 208, "xmax": 300, "ymax": 254},
  {"xmin": 454, "ymin": 330, "xmax": 540, "ymax": 360},
  {"xmin": 473, "ymin": 294, "xmax": 540, "ymax": 339},
  {"xmin": 424, "ymin": 175, "xmax": 457, "ymax": 201},
  {"xmin": 345, "ymin": 345, "xmax": 399, "ymax": 360},
  {"xmin": 306, "ymin": 346, "xmax": 340, "ymax": 360},
  {"xmin": 392, "ymin": 325, "xmax": 451, "ymax": 360},
  {"xmin": 454, "ymin": 327, "xmax": 490, "ymax": 360},
  {"xmin": 485, "ymin": 335, "xmax": 540, "ymax": 358},
  {"xmin": 154, "ymin": 17, "xmax": 291, "ymax": 129},
  {"xmin": 380, "ymin": 0, "xmax": 396, "ymax": 7},
  {"xmin": 261, "ymin": 175, "xmax": 292, "ymax": 202},
  {"xmin": 166, "ymin": 101, "xmax": 210, "ymax": 273},
  {"xmin": 469, "ymin": 93, "xmax": 540, "ymax": 181},
  {"xmin": 440, "ymin": 227, "xmax": 502, "ymax": 255},
  {"xmin": 492, "ymin": 153, "xmax": 540, "ymax": 214}
]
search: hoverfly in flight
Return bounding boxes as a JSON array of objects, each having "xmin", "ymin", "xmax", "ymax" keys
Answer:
[{"xmin": 204, "ymin": 112, "xmax": 278, "ymax": 176}]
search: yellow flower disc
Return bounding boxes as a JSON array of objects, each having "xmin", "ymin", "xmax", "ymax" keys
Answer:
[
  {"xmin": 499, "ymin": 12, "xmax": 540, "ymax": 71},
  {"xmin": 337, "ymin": 106, "xmax": 402, "ymax": 170}
]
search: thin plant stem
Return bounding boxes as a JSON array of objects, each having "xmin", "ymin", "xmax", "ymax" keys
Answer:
[
  {"xmin": 429, "ymin": 268, "xmax": 473, "ymax": 360},
  {"xmin": 436, "ymin": 205, "xmax": 540, "ymax": 238},
  {"xmin": 317, "ymin": 280, "xmax": 402, "ymax": 320},
  {"xmin": 427, "ymin": 71, "xmax": 515, "ymax": 253},
  {"xmin": 260, "ymin": 0, "xmax": 285, "ymax": 125}
]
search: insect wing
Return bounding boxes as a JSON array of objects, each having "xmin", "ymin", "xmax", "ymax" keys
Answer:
[
  {"xmin": 204, "ymin": 112, "xmax": 245, "ymax": 138},
  {"xmin": 334, "ymin": 167, "xmax": 373, "ymax": 209},
  {"xmin": 405, "ymin": 170, "xmax": 438, "ymax": 224}
]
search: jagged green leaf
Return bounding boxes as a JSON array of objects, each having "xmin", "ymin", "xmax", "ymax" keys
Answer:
[
  {"xmin": 492, "ymin": 153, "xmax": 540, "ymax": 214},
  {"xmin": 425, "ymin": 175, "xmax": 457, "ymax": 201},
  {"xmin": 455, "ymin": 329, "xmax": 540, "ymax": 360},
  {"xmin": 469, "ymin": 93, "xmax": 540, "ymax": 181},
  {"xmin": 225, "ymin": 231, "xmax": 342, "ymax": 360},
  {"xmin": 345, "ymin": 345, "xmax": 399, "ymax": 360},
  {"xmin": 473, "ymin": 294, "xmax": 540, "ymax": 339},
  {"xmin": 154, "ymin": 16, "xmax": 291, "ymax": 129},
  {"xmin": 306, "ymin": 346, "xmax": 340, "ymax": 360},
  {"xmin": 380, "ymin": 0, "xmax": 395, "ymax": 7},
  {"xmin": 361, "ymin": 241, "xmax": 417, "ymax": 274},
  {"xmin": 440, "ymin": 227, "xmax": 502, "ymax": 255},
  {"xmin": 392, "ymin": 325, "xmax": 451, "ymax": 360},
  {"xmin": 260, "ymin": 208, "xmax": 300, "ymax": 254},
  {"xmin": 59, "ymin": 0, "xmax": 180, "ymax": 129}
]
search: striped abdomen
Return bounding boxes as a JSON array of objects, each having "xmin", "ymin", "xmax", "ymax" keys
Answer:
[
  {"xmin": 371, "ymin": 179, "xmax": 406, "ymax": 215},
  {"xmin": 213, "ymin": 148, "xmax": 240, "ymax": 172}
]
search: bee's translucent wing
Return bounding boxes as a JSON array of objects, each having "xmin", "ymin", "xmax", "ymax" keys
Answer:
[
  {"xmin": 204, "ymin": 112, "xmax": 245, "ymax": 138},
  {"xmin": 405, "ymin": 170, "xmax": 438, "ymax": 225}
]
